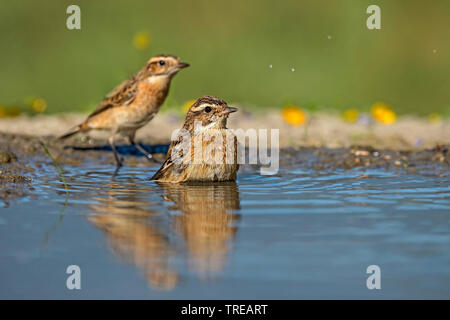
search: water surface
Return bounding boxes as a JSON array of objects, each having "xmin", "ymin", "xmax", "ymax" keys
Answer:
[{"xmin": 1, "ymin": 162, "xmax": 449, "ymax": 299}]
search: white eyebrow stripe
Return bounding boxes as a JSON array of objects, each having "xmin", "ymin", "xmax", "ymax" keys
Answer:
[
  {"xmin": 190, "ymin": 103, "xmax": 210, "ymax": 112},
  {"xmin": 149, "ymin": 57, "xmax": 174, "ymax": 64}
]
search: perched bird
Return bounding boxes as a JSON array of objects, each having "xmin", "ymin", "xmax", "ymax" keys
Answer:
[
  {"xmin": 60, "ymin": 54, "xmax": 189, "ymax": 168},
  {"xmin": 152, "ymin": 96, "xmax": 239, "ymax": 183}
]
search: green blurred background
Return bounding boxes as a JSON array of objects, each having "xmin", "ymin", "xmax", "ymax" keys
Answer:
[{"xmin": 1, "ymin": 0, "xmax": 449, "ymax": 115}]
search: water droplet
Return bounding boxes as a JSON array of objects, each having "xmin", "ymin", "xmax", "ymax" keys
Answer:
[
  {"xmin": 269, "ymin": 64, "xmax": 273, "ymax": 68},
  {"xmin": 291, "ymin": 67, "xmax": 295, "ymax": 72},
  {"xmin": 327, "ymin": 35, "xmax": 332, "ymax": 40},
  {"xmin": 433, "ymin": 49, "xmax": 437, "ymax": 54}
]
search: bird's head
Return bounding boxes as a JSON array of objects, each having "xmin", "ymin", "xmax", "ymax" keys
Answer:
[
  {"xmin": 145, "ymin": 54, "xmax": 189, "ymax": 78},
  {"xmin": 184, "ymin": 96, "xmax": 238, "ymax": 130}
]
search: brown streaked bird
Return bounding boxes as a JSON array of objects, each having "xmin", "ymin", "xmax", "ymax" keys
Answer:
[
  {"xmin": 60, "ymin": 54, "xmax": 189, "ymax": 168},
  {"xmin": 151, "ymin": 96, "xmax": 239, "ymax": 183}
]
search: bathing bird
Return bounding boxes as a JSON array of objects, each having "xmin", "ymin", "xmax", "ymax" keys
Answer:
[{"xmin": 152, "ymin": 96, "xmax": 239, "ymax": 182}]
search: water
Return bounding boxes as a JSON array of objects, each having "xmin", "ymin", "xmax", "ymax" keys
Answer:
[{"xmin": 1, "ymin": 162, "xmax": 449, "ymax": 299}]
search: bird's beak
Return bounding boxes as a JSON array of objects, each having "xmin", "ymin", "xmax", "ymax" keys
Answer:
[
  {"xmin": 222, "ymin": 106, "xmax": 238, "ymax": 115},
  {"xmin": 177, "ymin": 62, "xmax": 190, "ymax": 69}
]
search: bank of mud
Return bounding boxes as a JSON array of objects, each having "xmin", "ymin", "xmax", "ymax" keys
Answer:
[{"xmin": 0, "ymin": 130, "xmax": 448, "ymax": 205}]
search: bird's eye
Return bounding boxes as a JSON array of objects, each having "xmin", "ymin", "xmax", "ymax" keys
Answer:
[
  {"xmin": 204, "ymin": 106, "xmax": 212, "ymax": 113},
  {"xmin": 159, "ymin": 60, "xmax": 165, "ymax": 66}
]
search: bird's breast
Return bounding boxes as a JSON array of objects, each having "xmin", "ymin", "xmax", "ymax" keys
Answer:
[
  {"xmin": 135, "ymin": 80, "xmax": 169, "ymax": 110},
  {"xmin": 183, "ymin": 129, "xmax": 239, "ymax": 182}
]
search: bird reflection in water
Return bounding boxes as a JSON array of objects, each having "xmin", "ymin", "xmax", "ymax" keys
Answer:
[
  {"xmin": 88, "ymin": 177, "xmax": 240, "ymax": 290},
  {"xmin": 163, "ymin": 182, "xmax": 241, "ymax": 279}
]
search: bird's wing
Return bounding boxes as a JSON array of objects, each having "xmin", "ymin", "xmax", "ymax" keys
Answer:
[
  {"xmin": 151, "ymin": 135, "xmax": 188, "ymax": 181},
  {"xmin": 87, "ymin": 74, "xmax": 139, "ymax": 119},
  {"xmin": 151, "ymin": 157, "xmax": 174, "ymax": 181}
]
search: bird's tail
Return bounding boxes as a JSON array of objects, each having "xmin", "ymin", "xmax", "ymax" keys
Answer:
[{"xmin": 59, "ymin": 124, "xmax": 84, "ymax": 140}]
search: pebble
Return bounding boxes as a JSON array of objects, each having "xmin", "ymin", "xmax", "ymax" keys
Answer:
[
  {"xmin": 354, "ymin": 150, "xmax": 370, "ymax": 156},
  {"xmin": 0, "ymin": 150, "xmax": 17, "ymax": 164}
]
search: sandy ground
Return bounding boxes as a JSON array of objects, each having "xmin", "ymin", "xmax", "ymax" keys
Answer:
[{"xmin": 0, "ymin": 111, "xmax": 448, "ymax": 149}]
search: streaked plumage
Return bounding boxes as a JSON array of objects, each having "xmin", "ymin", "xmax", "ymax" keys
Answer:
[{"xmin": 152, "ymin": 96, "xmax": 239, "ymax": 183}]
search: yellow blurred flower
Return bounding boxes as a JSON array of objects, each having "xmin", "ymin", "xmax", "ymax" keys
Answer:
[
  {"xmin": 428, "ymin": 112, "xmax": 441, "ymax": 124},
  {"xmin": 371, "ymin": 102, "xmax": 396, "ymax": 125},
  {"xmin": 0, "ymin": 105, "xmax": 7, "ymax": 118},
  {"xmin": 7, "ymin": 106, "xmax": 22, "ymax": 117},
  {"xmin": 133, "ymin": 30, "xmax": 151, "ymax": 50},
  {"xmin": 31, "ymin": 97, "xmax": 47, "ymax": 113},
  {"xmin": 282, "ymin": 105, "xmax": 307, "ymax": 126},
  {"xmin": 0, "ymin": 105, "xmax": 23, "ymax": 117},
  {"xmin": 343, "ymin": 108, "xmax": 359, "ymax": 123},
  {"xmin": 182, "ymin": 99, "xmax": 197, "ymax": 113}
]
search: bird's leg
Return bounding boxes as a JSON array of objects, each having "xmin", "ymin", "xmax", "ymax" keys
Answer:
[
  {"xmin": 127, "ymin": 137, "xmax": 153, "ymax": 161},
  {"xmin": 108, "ymin": 135, "xmax": 123, "ymax": 168}
]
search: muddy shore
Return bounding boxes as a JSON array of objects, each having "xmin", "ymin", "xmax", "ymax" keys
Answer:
[
  {"xmin": 1, "ymin": 112, "xmax": 449, "ymax": 149},
  {"xmin": 0, "ymin": 113, "xmax": 448, "ymax": 205}
]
